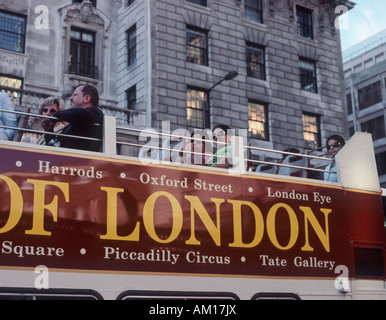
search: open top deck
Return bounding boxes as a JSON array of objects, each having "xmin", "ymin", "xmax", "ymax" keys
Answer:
[{"xmin": 0, "ymin": 112, "xmax": 385, "ymax": 299}]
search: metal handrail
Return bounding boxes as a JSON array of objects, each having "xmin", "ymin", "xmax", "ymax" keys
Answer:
[
  {"xmin": 245, "ymin": 144, "xmax": 331, "ymax": 162},
  {"xmin": 116, "ymin": 125, "xmax": 333, "ymax": 174},
  {"xmin": 0, "ymin": 124, "xmax": 100, "ymax": 142},
  {"xmin": 0, "ymin": 108, "xmax": 334, "ymax": 176},
  {"xmin": 0, "ymin": 108, "xmax": 101, "ymax": 142},
  {"xmin": 244, "ymin": 145, "xmax": 333, "ymax": 174},
  {"xmin": 247, "ymin": 158, "xmax": 333, "ymax": 174},
  {"xmin": 0, "ymin": 108, "xmax": 56, "ymax": 120},
  {"xmin": 116, "ymin": 125, "xmax": 227, "ymax": 147},
  {"xmin": 119, "ymin": 140, "xmax": 226, "ymax": 161}
]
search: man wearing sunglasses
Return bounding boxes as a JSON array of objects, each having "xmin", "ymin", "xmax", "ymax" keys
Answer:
[{"xmin": 324, "ymin": 134, "xmax": 346, "ymax": 182}]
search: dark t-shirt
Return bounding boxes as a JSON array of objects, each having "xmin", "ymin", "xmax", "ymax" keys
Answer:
[{"xmin": 54, "ymin": 107, "xmax": 104, "ymax": 152}]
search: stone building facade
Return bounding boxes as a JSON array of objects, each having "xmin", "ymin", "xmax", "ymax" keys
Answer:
[
  {"xmin": 0, "ymin": 0, "xmax": 352, "ymax": 157},
  {"xmin": 343, "ymin": 30, "xmax": 386, "ymax": 187}
]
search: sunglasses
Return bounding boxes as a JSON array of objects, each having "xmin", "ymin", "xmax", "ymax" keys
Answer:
[
  {"xmin": 42, "ymin": 108, "xmax": 57, "ymax": 114},
  {"xmin": 327, "ymin": 142, "xmax": 342, "ymax": 151}
]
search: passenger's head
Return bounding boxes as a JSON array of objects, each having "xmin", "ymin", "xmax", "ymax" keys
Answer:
[
  {"xmin": 213, "ymin": 124, "xmax": 233, "ymax": 144},
  {"xmin": 39, "ymin": 96, "xmax": 65, "ymax": 116},
  {"xmin": 70, "ymin": 84, "xmax": 99, "ymax": 109},
  {"xmin": 326, "ymin": 134, "xmax": 345, "ymax": 158},
  {"xmin": 192, "ymin": 130, "xmax": 205, "ymax": 152}
]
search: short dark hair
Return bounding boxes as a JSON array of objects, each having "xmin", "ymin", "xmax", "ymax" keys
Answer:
[
  {"xmin": 213, "ymin": 124, "xmax": 234, "ymax": 136},
  {"xmin": 213, "ymin": 124, "xmax": 231, "ymax": 132},
  {"xmin": 76, "ymin": 84, "xmax": 99, "ymax": 107},
  {"xmin": 326, "ymin": 134, "xmax": 346, "ymax": 148}
]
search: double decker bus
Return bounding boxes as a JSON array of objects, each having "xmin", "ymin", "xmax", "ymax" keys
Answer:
[{"xmin": 0, "ymin": 112, "xmax": 385, "ymax": 300}]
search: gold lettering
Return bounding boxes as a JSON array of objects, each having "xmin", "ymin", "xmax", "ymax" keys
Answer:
[
  {"xmin": 0, "ymin": 175, "xmax": 23, "ymax": 233},
  {"xmin": 185, "ymin": 196, "xmax": 225, "ymax": 247},
  {"xmin": 25, "ymin": 179, "xmax": 69, "ymax": 236},
  {"xmin": 267, "ymin": 203, "xmax": 299, "ymax": 251},
  {"xmin": 300, "ymin": 207, "xmax": 332, "ymax": 253},
  {"xmin": 100, "ymin": 187, "xmax": 140, "ymax": 241},
  {"xmin": 143, "ymin": 191, "xmax": 183, "ymax": 244},
  {"xmin": 228, "ymin": 200, "xmax": 264, "ymax": 248}
]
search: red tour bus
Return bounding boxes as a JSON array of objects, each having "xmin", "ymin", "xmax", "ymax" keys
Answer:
[{"xmin": 0, "ymin": 114, "xmax": 385, "ymax": 300}]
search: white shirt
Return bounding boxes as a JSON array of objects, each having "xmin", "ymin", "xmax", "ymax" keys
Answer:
[
  {"xmin": 0, "ymin": 93, "xmax": 17, "ymax": 141},
  {"xmin": 324, "ymin": 161, "xmax": 338, "ymax": 182}
]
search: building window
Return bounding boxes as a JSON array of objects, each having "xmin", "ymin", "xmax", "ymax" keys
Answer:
[
  {"xmin": 186, "ymin": 27, "xmax": 208, "ymax": 66},
  {"xmin": 376, "ymin": 151, "xmax": 386, "ymax": 176},
  {"xmin": 348, "ymin": 126, "xmax": 355, "ymax": 137},
  {"xmin": 0, "ymin": 74, "xmax": 23, "ymax": 105},
  {"xmin": 0, "ymin": 10, "xmax": 26, "ymax": 53},
  {"xmin": 245, "ymin": 0, "xmax": 263, "ymax": 24},
  {"xmin": 72, "ymin": 0, "xmax": 97, "ymax": 7},
  {"xmin": 127, "ymin": 25, "xmax": 137, "ymax": 66},
  {"xmin": 126, "ymin": 85, "xmax": 136, "ymax": 124},
  {"xmin": 303, "ymin": 113, "xmax": 321, "ymax": 149},
  {"xmin": 296, "ymin": 6, "xmax": 314, "ymax": 40},
  {"xmin": 69, "ymin": 28, "xmax": 98, "ymax": 79},
  {"xmin": 187, "ymin": 87, "xmax": 209, "ymax": 129},
  {"xmin": 186, "ymin": 0, "xmax": 207, "ymax": 6},
  {"xmin": 346, "ymin": 93, "xmax": 353, "ymax": 115},
  {"xmin": 361, "ymin": 116, "xmax": 385, "ymax": 141},
  {"xmin": 246, "ymin": 43, "xmax": 265, "ymax": 80},
  {"xmin": 249, "ymin": 101, "xmax": 268, "ymax": 141},
  {"xmin": 299, "ymin": 58, "xmax": 317, "ymax": 93},
  {"xmin": 358, "ymin": 81, "xmax": 382, "ymax": 110},
  {"xmin": 127, "ymin": 0, "xmax": 135, "ymax": 5}
]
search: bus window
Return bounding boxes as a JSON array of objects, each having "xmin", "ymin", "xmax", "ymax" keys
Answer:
[
  {"xmin": 117, "ymin": 291, "xmax": 239, "ymax": 301},
  {"xmin": 0, "ymin": 288, "xmax": 103, "ymax": 300},
  {"xmin": 354, "ymin": 247, "xmax": 385, "ymax": 279},
  {"xmin": 252, "ymin": 293, "xmax": 301, "ymax": 300}
]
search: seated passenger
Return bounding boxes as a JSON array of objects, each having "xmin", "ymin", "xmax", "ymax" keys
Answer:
[
  {"xmin": 0, "ymin": 92, "xmax": 17, "ymax": 141},
  {"xmin": 36, "ymin": 96, "xmax": 67, "ymax": 146},
  {"xmin": 207, "ymin": 125, "xmax": 234, "ymax": 169},
  {"xmin": 324, "ymin": 134, "xmax": 345, "ymax": 182},
  {"xmin": 191, "ymin": 130, "xmax": 213, "ymax": 166},
  {"xmin": 50, "ymin": 84, "xmax": 104, "ymax": 152}
]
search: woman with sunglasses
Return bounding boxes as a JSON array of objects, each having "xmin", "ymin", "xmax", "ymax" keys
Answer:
[
  {"xmin": 324, "ymin": 134, "xmax": 346, "ymax": 182},
  {"xmin": 36, "ymin": 96, "xmax": 66, "ymax": 146}
]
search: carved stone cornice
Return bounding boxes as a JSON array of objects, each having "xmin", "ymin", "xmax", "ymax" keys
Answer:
[
  {"xmin": 0, "ymin": 50, "xmax": 26, "ymax": 68},
  {"xmin": 269, "ymin": 0, "xmax": 295, "ymax": 21},
  {"xmin": 0, "ymin": 50, "xmax": 27, "ymax": 76},
  {"xmin": 58, "ymin": 1, "xmax": 112, "ymax": 32}
]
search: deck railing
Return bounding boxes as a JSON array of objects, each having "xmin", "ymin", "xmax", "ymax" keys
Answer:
[{"xmin": 0, "ymin": 111, "xmax": 336, "ymax": 180}]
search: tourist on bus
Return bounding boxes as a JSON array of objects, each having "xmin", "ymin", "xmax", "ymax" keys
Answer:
[
  {"xmin": 36, "ymin": 96, "xmax": 66, "ymax": 146},
  {"xmin": 190, "ymin": 130, "xmax": 213, "ymax": 166},
  {"xmin": 324, "ymin": 134, "xmax": 346, "ymax": 182},
  {"xmin": 0, "ymin": 92, "xmax": 17, "ymax": 141},
  {"xmin": 207, "ymin": 124, "xmax": 234, "ymax": 168},
  {"xmin": 50, "ymin": 84, "xmax": 104, "ymax": 152}
]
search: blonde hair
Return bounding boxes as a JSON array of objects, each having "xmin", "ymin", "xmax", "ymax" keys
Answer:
[{"xmin": 39, "ymin": 96, "xmax": 65, "ymax": 115}]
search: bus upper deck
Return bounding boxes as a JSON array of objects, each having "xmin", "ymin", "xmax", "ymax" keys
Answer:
[
  {"xmin": 0, "ymin": 108, "xmax": 380, "ymax": 190},
  {"xmin": 0, "ymin": 109, "xmax": 385, "ymax": 300}
]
